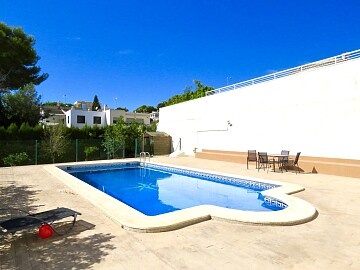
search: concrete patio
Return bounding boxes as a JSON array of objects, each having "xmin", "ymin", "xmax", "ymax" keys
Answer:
[{"xmin": 0, "ymin": 156, "xmax": 359, "ymax": 269}]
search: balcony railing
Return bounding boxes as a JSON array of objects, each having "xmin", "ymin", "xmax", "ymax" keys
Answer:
[{"xmin": 206, "ymin": 48, "xmax": 360, "ymax": 96}]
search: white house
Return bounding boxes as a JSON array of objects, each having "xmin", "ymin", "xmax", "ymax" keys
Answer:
[
  {"xmin": 65, "ymin": 104, "xmax": 151, "ymax": 128},
  {"xmin": 39, "ymin": 104, "xmax": 70, "ymax": 126},
  {"xmin": 149, "ymin": 111, "xmax": 159, "ymax": 122},
  {"xmin": 65, "ymin": 108, "xmax": 107, "ymax": 128}
]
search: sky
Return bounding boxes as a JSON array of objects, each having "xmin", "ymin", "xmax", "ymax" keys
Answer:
[{"xmin": 1, "ymin": 0, "xmax": 360, "ymax": 111}]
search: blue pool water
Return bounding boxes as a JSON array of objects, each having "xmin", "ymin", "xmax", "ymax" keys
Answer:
[{"xmin": 66, "ymin": 163, "xmax": 286, "ymax": 216}]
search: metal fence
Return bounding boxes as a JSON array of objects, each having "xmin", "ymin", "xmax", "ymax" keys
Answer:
[
  {"xmin": 0, "ymin": 138, "xmax": 151, "ymax": 167},
  {"xmin": 206, "ymin": 48, "xmax": 360, "ymax": 96}
]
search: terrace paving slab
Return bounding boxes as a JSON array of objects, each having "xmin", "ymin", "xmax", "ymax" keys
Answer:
[{"xmin": 0, "ymin": 156, "xmax": 359, "ymax": 270}]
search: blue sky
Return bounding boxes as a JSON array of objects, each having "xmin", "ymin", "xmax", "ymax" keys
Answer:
[{"xmin": 1, "ymin": 0, "xmax": 359, "ymax": 111}]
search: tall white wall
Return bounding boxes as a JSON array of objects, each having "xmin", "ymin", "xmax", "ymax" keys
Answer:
[{"xmin": 157, "ymin": 58, "xmax": 360, "ymax": 160}]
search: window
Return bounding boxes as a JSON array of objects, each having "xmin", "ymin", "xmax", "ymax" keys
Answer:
[
  {"xmin": 125, "ymin": 118, "xmax": 144, "ymax": 124},
  {"xmin": 113, "ymin": 117, "xmax": 118, "ymax": 124},
  {"xmin": 125, "ymin": 118, "xmax": 133, "ymax": 123},
  {"xmin": 77, "ymin": 115, "xmax": 85, "ymax": 124},
  {"xmin": 67, "ymin": 116, "xmax": 70, "ymax": 124},
  {"xmin": 93, "ymin": 116, "xmax": 101, "ymax": 124}
]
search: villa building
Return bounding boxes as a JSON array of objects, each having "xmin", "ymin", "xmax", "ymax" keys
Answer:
[
  {"xmin": 39, "ymin": 104, "xmax": 70, "ymax": 126},
  {"xmin": 149, "ymin": 111, "xmax": 159, "ymax": 122},
  {"xmin": 41, "ymin": 101, "xmax": 150, "ymax": 128}
]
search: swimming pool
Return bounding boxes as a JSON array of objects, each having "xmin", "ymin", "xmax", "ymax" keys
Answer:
[
  {"xmin": 46, "ymin": 160, "xmax": 317, "ymax": 232},
  {"xmin": 67, "ymin": 162, "xmax": 286, "ymax": 216}
]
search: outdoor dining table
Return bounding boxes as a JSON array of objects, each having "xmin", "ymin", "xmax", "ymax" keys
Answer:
[{"xmin": 268, "ymin": 154, "xmax": 289, "ymax": 172}]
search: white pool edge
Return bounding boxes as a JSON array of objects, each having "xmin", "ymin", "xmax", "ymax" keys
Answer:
[{"xmin": 44, "ymin": 160, "xmax": 317, "ymax": 232}]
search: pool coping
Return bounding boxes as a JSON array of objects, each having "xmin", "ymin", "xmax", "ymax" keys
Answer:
[{"xmin": 44, "ymin": 160, "xmax": 317, "ymax": 232}]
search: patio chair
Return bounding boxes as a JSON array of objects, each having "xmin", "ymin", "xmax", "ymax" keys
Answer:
[
  {"xmin": 247, "ymin": 150, "xmax": 258, "ymax": 169},
  {"xmin": 0, "ymin": 207, "xmax": 81, "ymax": 237},
  {"xmin": 258, "ymin": 152, "xmax": 275, "ymax": 172},
  {"xmin": 278, "ymin": 150, "xmax": 290, "ymax": 171},
  {"xmin": 287, "ymin": 152, "xmax": 301, "ymax": 174}
]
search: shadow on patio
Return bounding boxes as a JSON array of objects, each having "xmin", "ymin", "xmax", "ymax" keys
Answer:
[{"xmin": 0, "ymin": 180, "xmax": 116, "ymax": 269}]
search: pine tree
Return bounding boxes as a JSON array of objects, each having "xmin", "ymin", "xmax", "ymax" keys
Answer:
[{"xmin": 92, "ymin": 95, "xmax": 101, "ymax": 111}]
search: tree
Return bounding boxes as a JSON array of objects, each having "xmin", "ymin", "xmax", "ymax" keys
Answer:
[
  {"xmin": 157, "ymin": 80, "xmax": 214, "ymax": 108},
  {"xmin": 193, "ymin": 80, "xmax": 214, "ymax": 98},
  {"xmin": 134, "ymin": 105, "xmax": 157, "ymax": 113},
  {"xmin": 43, "ymin": 101, "xmax": 73, "ymax": 107},
  {"xmin": 102, "ymin": 118, "xmax": 126, "ymax": 159},
  {"xmin": 116, "ymin": 106, "xmax": 129, "ymax": 111},
  {"xmin": 156, "ymin": 101, "xmax": 166, "ymax": 109},
  {"xmin": 92, "ymin": 95, "xmax": 101, "ymax": 111},
  {"xmin": 0, "ymin": 22, "xmax": 48, "ymax": 92},
  {"xmin": 102, "ymin": 117, "xmax": 146, "ymax": 158},
  {"xmin": 1, "ymin": 83, "xmax": 42, "ymax": 127},
  {"xmin": 41, "ymin": 125, "xmax": 69, "ymax": 163}
]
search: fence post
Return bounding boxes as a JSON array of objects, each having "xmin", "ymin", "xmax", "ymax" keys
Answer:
[
  {"xmin": 35, "ymin": 140, "xmax": 38, "ymax": 165},
  {"xmin": 76, "ymin": 139, "xmax": 78, "ymax": 162}
]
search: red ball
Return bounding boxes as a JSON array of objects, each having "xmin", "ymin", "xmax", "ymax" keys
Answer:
[{"xmin": 38, "ymin": 224, "xmax": 54, "ymax": 239}]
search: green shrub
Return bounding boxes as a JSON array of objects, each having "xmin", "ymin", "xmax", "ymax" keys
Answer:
[
  {"xmin": 3, "ymin": 152, "xmax": 29, "ymax": 166},
  {"xmin": 7, "ymin": 123, "xmax": 19, "ymax": 139},
  {"xmin": 19, "ymin": 123, "xmax": 32, "ymax": 139},
  {"xmin": 0, "ymin": 126, "xmax": 6, "ymax": 139},
  {"xmin": 84, "ymin": 146, "xmax": 99, "ymax": 161}
]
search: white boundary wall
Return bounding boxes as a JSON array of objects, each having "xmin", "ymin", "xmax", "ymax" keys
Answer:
[{"xmin": 157, "ymin": 58, "xmax": 360, "ymax": 160}]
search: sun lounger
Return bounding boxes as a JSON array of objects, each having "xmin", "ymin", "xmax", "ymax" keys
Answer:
[{"xmin": 0, "ymin": 207, "xmax": 81, "ymax": 236}]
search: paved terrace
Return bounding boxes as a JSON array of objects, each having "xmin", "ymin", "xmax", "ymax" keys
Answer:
[{"xmin": 0, "ymin": 156, "xmax": 359, "ymax": 269}]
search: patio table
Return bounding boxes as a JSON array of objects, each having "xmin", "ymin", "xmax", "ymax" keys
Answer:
[{"xmin": 268, "ymin": 154, "xmax": 289, "ymax": 172}]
